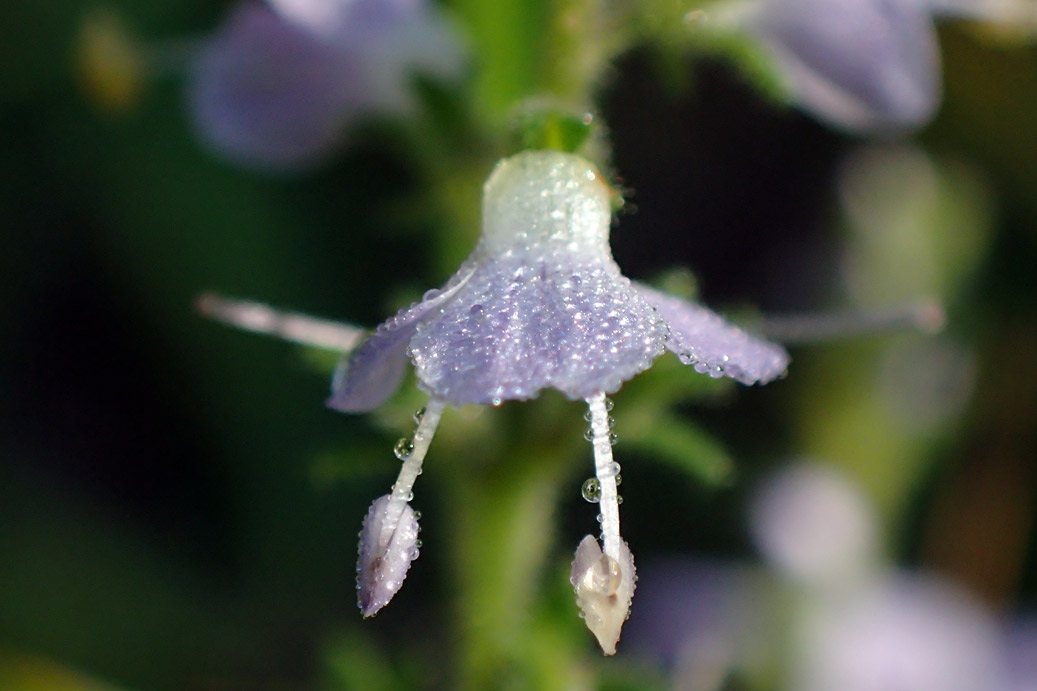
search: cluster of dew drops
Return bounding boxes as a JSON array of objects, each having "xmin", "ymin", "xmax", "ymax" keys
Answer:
[{"xmin": 580, "ymin": 397, "xmax": 623, "ymax": 509}]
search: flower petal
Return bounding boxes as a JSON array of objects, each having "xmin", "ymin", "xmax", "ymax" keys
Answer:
[
  {"xmin": 356, "ymin": 494, "xmax": 420, "ymax": 617},
  {"xmin": 745, "ymin": 0, "xmax": 940, "ymax": 132},
  {"xmin": 408, "ymin": 257, "xmax": 667, "ymax": 406},
  {"xmin": 188, "ymin": 3, "xmax": 364, "ymax": 171},
  {"xmin": 633, "ymin": 282, "xmax": 789, "ymax": 385},
  {"xmin": 327, "ymin": 260, "xmax": 476, "ymax": 412}
]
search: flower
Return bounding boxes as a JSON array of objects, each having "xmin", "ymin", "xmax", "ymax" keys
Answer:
[
  {"xmin": 331, "ymin": 150, "xmax": 788, "ymax": 653},
  {"xmin": 718, "ymin": 0, "xmax": 1006, "ymax": 133},
  {"xmin": 188, "ymin": 0, "xmax": 464, "ymax": 170}
]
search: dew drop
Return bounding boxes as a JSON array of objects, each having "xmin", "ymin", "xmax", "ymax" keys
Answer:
[
  {"xmin": 394, "ymin": 438, "xmax": 414, "ymax": 460},
  {"xmin": 405, "ymin": 491, "xmax": 414, "ymax": 502},
  {"xmin": 603, "ymin": 397, "xmax": 614, "ymax": 412},
  {"xmin": 583, "ymin": 427, "xmax": 595, "ymax": 442},
  {"xmin": 609, "ymin": 432, "xmax": 619, "ymax": 446},
  {"xmin": 617, "ymin": 495, "xmax": 624, "ymax": 505},
  {"xmin": 581, "ymin": 478, "xmax": 602, "ymax": 503},
  {"xmin": 584, "ymin": 410, "xmax": 593, "ymax": 422},
  {"xmin": 413, "ymin": 510, "xmax": 422, "ymax": 520},
  {"xmin": 413, "ymin": 407, "xmax": 426, "ymax": 424},
  {"xmin": 607, "ymin": 416, "xmax": 616, "ymax": 429},
  {"xmin": 491, "ymin": 397, "xmax": 503, "ymax": 407},
  {"xmin": 615, "ymin": 474, "xmax": 622, "ymax": 486},
  {"xmin": 415, "ymin": 539, "xmax": 423, "ymax": 548}
]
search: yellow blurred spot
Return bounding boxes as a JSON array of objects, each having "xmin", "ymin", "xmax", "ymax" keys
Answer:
[
  {"xmin": 0, "ymin": 649, "xmax": 126, "ymax": 691},
  {"xmin": 76, "ymin": 9, "xmax": 147, "ymax": 112}
]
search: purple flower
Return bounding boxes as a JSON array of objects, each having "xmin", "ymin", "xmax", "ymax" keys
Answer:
[
  {"xmin": 188, "ymin": 0, "xmax": 463, "ymax": 170},
  {"xmin": 333, "ymin": 150, "xmax": 788, "ymax": 652},
  {"xmin": 723, "ymin": 0, "xmax": 1001, "ymax": 133}
]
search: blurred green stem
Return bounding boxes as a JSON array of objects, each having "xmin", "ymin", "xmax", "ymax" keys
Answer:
[{"xmin": 446, "ymin": 444, "xmax": 569, "ymax": 689}]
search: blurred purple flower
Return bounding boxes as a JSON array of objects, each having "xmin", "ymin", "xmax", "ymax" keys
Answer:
[
  {"xmin": 750, "ymin": 462, "xmax": 877, "ymax": 586},
  {"xmin": 794, "ymin": 575, "xmax": 1005, "ymax": 691},
  {"xmin": 626, "ymin": 464, "xmax": 1014, "ymax": 689},
  {"xmin": 332, "ymin": 150, "xmax": 788, "ymax": 650},
  {"xmin": 726, "ymin": 0, "xmax": 998, "ymax": 133},
  {"xmin": 189, "ymin": 0, "xmax": 463, "ymax": 170}
]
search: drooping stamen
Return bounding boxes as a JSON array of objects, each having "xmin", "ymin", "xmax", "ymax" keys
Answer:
[
  {"xmin": 755, "ymin": 298, "xmax": 945, "ymax": 345},
  {"xmin": 380, "ymin": 397, "xmax": 445, "ymax": 545},
  {"xmin": 196, "ymin": 292, "xmax": 366, "ymax": 352},
  {"xmin": 587, "ymin": 392, "xmax": 622, "ymax": 559}
]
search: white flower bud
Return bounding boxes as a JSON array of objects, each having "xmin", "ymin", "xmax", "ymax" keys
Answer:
[
  {"xmin": 571, "ymin": 535, "xmax": 637, "ymax": 655},
  {"xmin": 356, "ymin": 494, "xmax": 420, "ymax": 617}
]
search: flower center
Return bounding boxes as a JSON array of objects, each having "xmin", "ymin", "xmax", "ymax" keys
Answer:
[{"xmin": 478, "ymin": 150, "xmax": 613, "ymax": 259}]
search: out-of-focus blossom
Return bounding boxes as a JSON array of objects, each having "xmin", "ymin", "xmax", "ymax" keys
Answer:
[
  {"xmin": 328, "ymin": 150, "xmax": 788, "ymax": 651},
  {"xmin": 794, "ymin": 575, "xmax": 1004, "ymax": 691},
  {"xmin": 624, "ymin": 558, "xmax": 769, "ymax": 690},
  {"xmin": 627, "ymin": 464, "xmax": 1019, "ymax": 689},
  {"xmin": 1003, "ymin": 617, "xmax": 1037, "ymax": 691},
  {"xmin": 750, "ymin": 463, "xmax": 877, "ymax": 586},
  {"xmin": 715, "ymin": 0, "xmax": 1008, "ymax": 133},
  {"xmin": 189, "ymin": 0, "xmax": 464, "ymax": 170}
]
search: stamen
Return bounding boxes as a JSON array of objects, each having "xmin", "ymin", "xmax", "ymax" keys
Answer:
[
  {"xmin": 755, "ymin": 298, "xmax": 945, "ymax": 345},
  {"xmin": 587, "ymin": 392, "xmax": 622, "ymax": 559},
  {"xmin": 196, "ymin": 292, "xmax": 366, "ymax": 352},
  {"xmin": 381, "ymin": 397, "xmax": 445, "ymax": 544}
]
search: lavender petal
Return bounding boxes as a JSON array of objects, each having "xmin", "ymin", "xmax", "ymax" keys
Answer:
[
  {"xmin": 327, "ymin": 260, "xmax": 476, "ymax": 412},
  {"xmin": 408, "ymin": 257, "xmax": 667, "ymax": 406},
  {"xmin": 633, "ymin": 282, "xmax": 789, "ymax": 385}
]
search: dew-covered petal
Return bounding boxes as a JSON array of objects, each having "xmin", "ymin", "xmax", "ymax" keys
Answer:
[
  {"xmin": 188, "ymin": 3, "xmax": 365, "ymax": 171},
  {"xmin": 633, "ymin": 282, "xmax": 789, "ymax": 385},
  {"xmin": 745, "ymin": 0, "xmax": 940, "ymax": 132},
  {"xmin": 327, "ymin": 260, "xmax": 477, "ymax": 412},
  {"xmin": 571, "ymin": 535, "xmax": 637, "ymax": 655},
  {"xmin": 356, "ymin": 494, "xmax": 420, "ymax": 617},
  {"xmin": 408, "ymin": 257, "xmax": 667, "ymax": 406}
]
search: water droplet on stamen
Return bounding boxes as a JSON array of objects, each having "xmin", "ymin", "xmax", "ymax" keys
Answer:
[
  {"xmin": 413, "ymin": 407, "xmax": 426, "ymax": 424},
  {"xmin": 582, "ymin": 478, "xmax": 602, "ymax": 503},
  {"xmin": 603, "ymin": 397, "xmax": 614, "ymax": 412},
  {"xmin": 394, "ymin": 438, "xmax": 415, "ymax": 460},
  {"xmin": 583, "ymin": 427, "xmax": 594, "ymax": 442},
  {"xmin": 609, "ymin": 432, "xmax": 618, "ymax": 446}
]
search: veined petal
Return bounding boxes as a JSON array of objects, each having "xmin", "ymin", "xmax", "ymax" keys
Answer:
[
  {"xmin": 633, "ymin": 282, "xmax": 789, "ymax": 385},
  {"xmin": 408, "ymin": 257, "xmax": 667, "ymax": 406},
  {"xmin": 188, "ymin": 3, "xmax": 364, "ymax": 171},
  {"xmin": 327, "ymin": 260, "xmax": 476, "ymax": 412},
  {"xmin": 356, "ymin": 494, "xmax": 420, "ymax": 617}
]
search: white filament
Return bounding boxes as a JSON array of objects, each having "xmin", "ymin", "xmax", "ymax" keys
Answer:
[
  {"xmin": 381, "ymin": 396, "xmax": 445, "ymax": 545},
  {"xmin": 587, "ymin": 392, "xmax": 621, "ymax": 560}
]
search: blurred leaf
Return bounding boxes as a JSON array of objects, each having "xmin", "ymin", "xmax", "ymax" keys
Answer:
[{"xmin": 623, "ymin": 412, "xmax": 736, "ymax": 487}]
